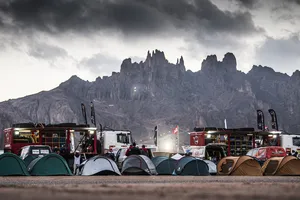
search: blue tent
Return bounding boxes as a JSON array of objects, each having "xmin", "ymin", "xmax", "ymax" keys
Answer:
[
  {"xmin": 152, "ymin": 156, "xmax": 177, "ymax": 175},
  {"xmin": 175, "ymin": 156, "xmax": 210, "ymax": 176}
]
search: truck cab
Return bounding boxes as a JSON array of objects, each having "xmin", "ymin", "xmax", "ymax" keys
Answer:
[
  {"xmin": 280, "ymin": 133, "xmax": 300, "ymax": 155},
  {"xmin": 98, "ymin": 129, "xmax": 133, "ymax": 152}
]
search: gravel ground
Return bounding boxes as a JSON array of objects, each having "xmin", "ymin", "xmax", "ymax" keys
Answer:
[{"xmin": 1, "ymin": 176, "xmax": 300, "ymax": 200}]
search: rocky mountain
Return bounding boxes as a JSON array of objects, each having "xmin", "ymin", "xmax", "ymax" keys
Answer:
[{"xmin": 0, "ymin": 49, "xmax": 300, "ymax": 145}]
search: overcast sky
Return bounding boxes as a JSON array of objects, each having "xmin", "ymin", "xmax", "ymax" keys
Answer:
[{"xmin": 0, "ymin": 0, "xmax": 299, "ymax": 101}]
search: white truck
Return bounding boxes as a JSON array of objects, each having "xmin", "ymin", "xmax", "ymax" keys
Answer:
[
  {"xmin": 280, "ymin": 133, "xmax": 300, "ymax": 154},
  {"xmin": 97, "ymin": 129, "xmax": 133, "ymax": 153}
]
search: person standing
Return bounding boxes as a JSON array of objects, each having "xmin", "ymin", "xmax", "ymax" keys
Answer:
[
  {"xmin": 141, "ymin": 145, "xmax": 149, "ymax": 157},
  {"xmin": 128, "ymin": 142, "xmax": 141, "ymax": 156},
  {"xmin": 73, "ymin": 150, "xmax": 81, "ymax": 174},
  {"xmin": 125, "ymin": 144, "xmax": 133, "ymax": 156}
]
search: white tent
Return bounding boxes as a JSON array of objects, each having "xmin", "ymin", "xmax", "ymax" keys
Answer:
[
  {"xmin": 80, "ymin": 155, "xmax": 121, "ymax": 176},
  {"xmin": 203, "ymin": 160, "xmax": 217, "ymax": 174},
  {"xmin": 171, "ymin": 153, "xmax": 183, "ymax": 160}
]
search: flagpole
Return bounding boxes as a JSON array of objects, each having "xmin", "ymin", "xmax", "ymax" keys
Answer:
[
  {"xmin": 177, "ymin": 125, "xmax": 179, "ymax": 153},
  {"xmin": 157, "ymin": 128, "xmax": 159, "ymax": 152}
]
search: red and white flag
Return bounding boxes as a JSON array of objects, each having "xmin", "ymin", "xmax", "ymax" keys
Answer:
[{"xmin": 172, "ymin": 125, "xmax": 179, "ymax": 134}]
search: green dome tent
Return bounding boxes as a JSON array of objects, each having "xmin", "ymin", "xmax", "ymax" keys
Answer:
[
  {"xmin": 0, "ymin": 153, "xmax": 29, "ymax": 176},
  {"xmin": 151, "ymin": 156, "xmax": 177, "ymax": 175},
  {"xmin": 175, "ymin": 157, "xmax": 210, "ymax": 176},
  {"xmin": 23, "ymin": 155, "xmax": 39, "ymax": 167},
  {"xmin": 27, "ymin": 153, "xmax": 72, "ymax": 176}
]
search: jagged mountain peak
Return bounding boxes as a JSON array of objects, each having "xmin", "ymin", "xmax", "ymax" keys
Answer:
[
  {"xmin": 291, "ymin": 70, "xmax": 300, "ymax": 82},
  {"xmin": 250, "ymin": 65, "xmax": 275, "ymax": 73},
  {"xmin": 58, "ymin": 75, "xmax": 87, "ymax": 89},
  {"xmin": 120, "ymin": 50, "xmax": 186, "ymax": 77},
  {"xmin": 222, "ymin": 52, "xmax": 237, "ymax": 71},
  {"xmin": 0, "ymin": 50, "xmax": 300, "ymax": 142},
  {"xmin": 60, "ymin": 75, "xmax": 86, "ymax": 85},
  {"xmin": 292, "ymin": 70, "xmax": 300, "ymax": 77},
  {"xmin": 248, "ymin": 65, "xmax": 290, "ymax": 79},
  {"xmin": 201, "ymin": 53, "xmax": 237, "ymax": 73},
  {"xmin": 179, "ymin": 56, "xmax": 184, "ymax": 66}
]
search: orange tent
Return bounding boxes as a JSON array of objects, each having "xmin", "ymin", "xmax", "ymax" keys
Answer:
[
  {"xmin": 262, "ymin": 156, "xmax": 300, "ymax": 176},
  {"xmin": 217, "ymin": 156, "xmax": 262, "ymax": 176}
]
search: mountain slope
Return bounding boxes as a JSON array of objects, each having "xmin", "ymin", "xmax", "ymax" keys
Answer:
[{"xmin": 0, "ymin": 50, "xmax": 299, "ymax": 145}]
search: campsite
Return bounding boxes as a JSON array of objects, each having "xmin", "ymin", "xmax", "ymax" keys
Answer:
[
  {"xmin": 1, "ymin": 151, "xmax": 300, "ymax": 176},
  {"xmin": 1, "ymin": 114, "xmax": 300, "ymax": 200}
]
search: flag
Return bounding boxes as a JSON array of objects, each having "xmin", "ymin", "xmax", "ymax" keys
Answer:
[
  {"xmin": 90, "ymin": 101, "xmax": 96, "ymax": 126},
  {"xmin": 81, "ymin": 103, "xmax": 87, "ymax": 125},
  {"xmin": 173, "ymin": 125, "xmax": 178, "ymax": 134},
  {"xmin": 256, "ymin": 110, "xmax": 265, "ymax": 131},
  {"xmin": 268, "ymin": 109, "xmax": 278, "ymax": 131},
  {"xmin": 154, "ymin": 126, "xmax": 158, "ymax": 146}
]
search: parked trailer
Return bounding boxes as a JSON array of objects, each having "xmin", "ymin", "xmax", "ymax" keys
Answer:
[
  {"xmin": 187, "ymin": 127, "xmax": 280, "ymax": 156},
  {"xmin": 2, "ymin": 123, "xmax": 98, "ymax": 171}
]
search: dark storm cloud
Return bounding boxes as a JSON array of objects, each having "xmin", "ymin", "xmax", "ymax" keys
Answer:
[
  {"xmin": 0, "ymin": 0, "xmax": 262, "ymax": 37},
  {"xmin": 270, "ymin": 0, "xmax": 300, "ymax": 27},
  {"xmin": 255, "ymin": 34, "xmax": 300, "ymax": 75},
  {"xmin": 233, "ymin": 0, "xmax": 260, "ymax": 9},
  {"xmin": 287, "ymin": 0, "xmax": 300, "ymax": 5},
  {"xmin": 28, "ymin": 42, "xmax": 68, "ymax": 60}
]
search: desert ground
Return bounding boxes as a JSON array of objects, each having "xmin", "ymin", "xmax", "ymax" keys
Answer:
[{"xmin": 0, "ymin": 176, "xmax": 300, "ymax": 200}]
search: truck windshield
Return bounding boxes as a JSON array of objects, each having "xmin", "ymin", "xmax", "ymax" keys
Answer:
[
  {"xmin": 292, "ymin": 137, "xmax": 300, "ymax": 147},
  {"xmin": 117, "ymin": 133, "xmax": 133, "ymax": 144}
]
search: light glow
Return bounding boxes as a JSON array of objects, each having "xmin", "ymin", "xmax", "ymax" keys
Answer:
[
  {"xmin": 269, "ymin": 131, "xmax": 282, "ymax": 134},
  {"xmin": 207, "ymin": 131, "xmax": 217, "ymax": 134}
]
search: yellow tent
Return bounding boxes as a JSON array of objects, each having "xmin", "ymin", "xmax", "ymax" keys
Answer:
[
  {"xmin": 262, "ymin": 156, "xmax": 300, "ymax": 176},
  {"xmin": 217, "ymin": 156, "xmax": 262, "ymax": 176}
]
